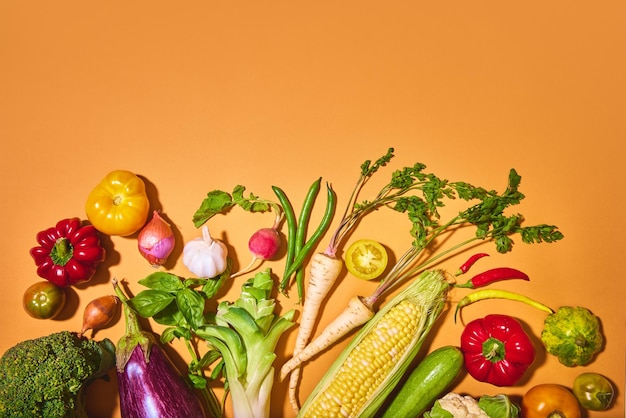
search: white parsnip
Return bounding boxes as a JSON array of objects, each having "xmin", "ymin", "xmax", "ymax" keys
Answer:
[
  {"xmin": 281, "ymin": 295, "xmax": 374, "ymax": 379},
  {"xmin": 283, "ymin": 149, "xmax": 396, "ymax": 412},
  {"xmin": 285, "ymin": 252, "xmax": 343, "ymax": 411}
]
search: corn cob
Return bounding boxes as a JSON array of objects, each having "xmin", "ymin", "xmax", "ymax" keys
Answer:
[{"xmin": 297, "ymin": 269, "xmax": 449, "ymax": 418}]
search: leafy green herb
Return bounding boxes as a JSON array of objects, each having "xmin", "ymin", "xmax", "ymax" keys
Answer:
[
  {"xmin": 321, "ymin": 148, "xmax": 563, "ymax": 305},
  {"xmin": 362, "ymin": 159, "xmax": 562, "ymax": 303},
  {"xmin": 325, "ymin": 148, "xmax": 562, "ymax": 260},
  {"xmin": 192, "ymin": 185, "xmax": 281, "ymax": 228}
]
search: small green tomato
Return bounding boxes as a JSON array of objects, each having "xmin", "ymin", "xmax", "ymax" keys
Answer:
[
  {"xmin": 572, "ymin": 372, "xmax": 615, "ymax": 411},
  {"xmin": 23, "ymin": 281, "xmax": 66, "ymax": 319}
]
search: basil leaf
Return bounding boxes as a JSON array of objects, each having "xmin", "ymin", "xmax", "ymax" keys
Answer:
[
  {"xmin": 202, "ymin": 261, "xmax": 232, "ymax": 299},
  {"xmin": 139, "ymin": 272, "xmax": 184, "ymax": 292},
  {"xmin": 160, "ymin": 326, "xmax": 191, "ymax": 344},
  {"xmin": 188, "ymin": 373, "xmax": 208, "ymax": 390},
  {"xmin": 152, "ymin": 302, "xmax": 185, "ymax": 326},
  {"xmin": 177, "ymin": 288, "xmax": 205, "ymax": 330},
  {"xmin": 129, "ymin": 289, "xmax": 175, "ymax": 318}
]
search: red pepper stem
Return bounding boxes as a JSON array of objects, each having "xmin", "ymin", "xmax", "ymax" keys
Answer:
[
  {"xmin": 454, "ymin": 289, "xmax": 554, "ymax": 323},
  {"xmin": 51, "ymin": 237, "xmax": 73, "ymax": 266},
  {"xmin": 483, "ymin": 337, "xmax": 506, "ymax": 362}
]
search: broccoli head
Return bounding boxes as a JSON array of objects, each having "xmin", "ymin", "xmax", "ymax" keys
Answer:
[{"xmin": 0, "ymin": 330, "xmax": 116, "ymax": 418}]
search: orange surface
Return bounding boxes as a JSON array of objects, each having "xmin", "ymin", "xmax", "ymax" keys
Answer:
[{"xmin": 1, "ymin": 2, "xmax": 624, "ymax": 417}]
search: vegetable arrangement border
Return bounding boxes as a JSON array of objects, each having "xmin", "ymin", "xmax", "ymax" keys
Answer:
[{"xmin": 1, "ymin": 148, "xmax": 615, "ymax": 418}]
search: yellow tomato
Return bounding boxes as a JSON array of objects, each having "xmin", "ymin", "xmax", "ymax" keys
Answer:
[
  {"xmin": 85, "ymin": 170, "xmax": 150, "ymax": 236},
  {"xmin": 522, "ymin": 384, "xmax": 581, "ymax": 418},
  {"xmin": 344, "ymin": 239, "xmax": 388, "ymax": 280}
]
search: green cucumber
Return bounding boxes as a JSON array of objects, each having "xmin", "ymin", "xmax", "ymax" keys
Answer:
[{"xmin": 381, "ymin": 345, "xmax": 464, "ymax": 418}]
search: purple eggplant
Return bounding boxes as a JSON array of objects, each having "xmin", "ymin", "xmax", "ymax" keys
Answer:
[{"xmin": 113, "ymin": 281, "xmax": 208, "ymax": 418}]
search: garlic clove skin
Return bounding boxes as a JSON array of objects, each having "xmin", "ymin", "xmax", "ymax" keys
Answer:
[{"xmin": 138, "ymin": 210, "xmax": 175, "ymax": 266}]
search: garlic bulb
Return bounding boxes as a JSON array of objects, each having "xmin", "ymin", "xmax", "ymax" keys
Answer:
[{"xmin": 182, "ymin": 225, "xmax": 228, "ymax": 278}]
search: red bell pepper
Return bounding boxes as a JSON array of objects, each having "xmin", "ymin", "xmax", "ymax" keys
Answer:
[
  {"xmin": 30, "ymin": 218, "xmax": 105, "ymax": 287},
  {"xmin": 460, "ymin": 314, "xmax": 535, "ymax": 386}
]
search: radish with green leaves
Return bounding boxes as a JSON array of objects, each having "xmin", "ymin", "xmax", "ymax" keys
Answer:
[
  {"xmin": 190, "ymin": 185, "xmax": 284, "ymax": 279},
  {"xmin": 231, "ymin": 216, "xmax": 282, "ymax": 279}
]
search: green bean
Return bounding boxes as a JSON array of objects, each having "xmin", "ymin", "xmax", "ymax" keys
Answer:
[
  {"xmin": 275, "ymin": 178, "xmax": 321, "ymax": 296},
  {"xmin": 296, "ymin": 177, "xmax": 322, "ymax": 252},
  {"xmin": 272, "ymin": 185, "xmax": 298, "ymax": 292},
  {"xmin": 282, "ymin": 183, "xmax": 337, "ymax": 290},
  {"xmin": 291, "ymin": 177, "xmax": 322, "ymax": 299},
  {"xmin": 294, "ymin": 268, "xmax": 305, "ymax": 305}
]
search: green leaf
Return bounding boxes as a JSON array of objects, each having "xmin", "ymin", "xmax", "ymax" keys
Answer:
[
  {"xmin": 263, "ymin": 312, "xmax": 296, "ymax": 348},
  {"xmin": 188, "ymin": 373, "xmax": 208, "ymax": 389},
  {"xmin": 198, "ymin": 349, "xmax": 223, "ymax": 370},
  {"xmin": 202, "ymin": 260, "xmax": 232, "ymax": 299},
  {"xmin": 129, "ymin": 289, "xmax": 175, "ymax": 317},
  {"xmin": 232, "ymin": 185, "xmax": 273, "ymax": 213},
  {"xmin": 360, "ymin": 147, "xmax": 395, "ymax": 177},
  {"xmin": 520, "ymin": 224, "xmax": 564, "ymax": 244},
  {"xmin": 210, "ymin": 360, "xmax": 225, "ymax": 380},
  {"xmin": 152, "ymin": 302, "xmax": 185, "ymax": 326},
  {"xmin": 176, "ymin": 288, "xmax": 206, "ymax": 330},
  {"xmin": 195, "ymin": 326, "xmax": 248, "ymax": 377},
  {"xmin": 423, "ymin": 400, "xmax": 455, "ymax": 418},
  {"xmin": 138, "ymin": 272, "xmax": 184, "ymax": 292},
  {"xmin": 220, "ymin": 306, "xmax": 263, "ymax": 339},
  {"xmin": 183, "ymin": 277, "xmax": 209, "ymax": 288},
  {"xmin": 478, "ymin": 394, "xmax": 520, "ymax": 418},
  {"xmin": 192, "ymin": 189, "xmax": 234, "ymax": 227},
  {"xmin": 160, "ymin": 326, "xmax": 191, "ymax": 343}
]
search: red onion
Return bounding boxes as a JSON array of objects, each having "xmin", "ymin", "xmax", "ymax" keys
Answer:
[{"xmin": 137, "ymin": 211, "xmax": 175, "ymax": 266}]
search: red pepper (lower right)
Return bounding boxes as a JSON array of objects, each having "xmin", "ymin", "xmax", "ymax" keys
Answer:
[{"xmin": 460, "ymin": 314, "xmax": 535, "ymax": 386}]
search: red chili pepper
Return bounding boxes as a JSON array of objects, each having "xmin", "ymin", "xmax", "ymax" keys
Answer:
[
  {"xmin": 460, "ymin": 314, "xmax": 535, "ymax": 386},
  {"xmin": 455, "ymin": 267, "xmax": 529, "ymax": 289},
  {"xmin": 30, "ymin": 218, "xmax": 106, "ymax": 287},
  {"xmin": 455, "ymin": 253, "xmax": 489, "ymax": 275}
]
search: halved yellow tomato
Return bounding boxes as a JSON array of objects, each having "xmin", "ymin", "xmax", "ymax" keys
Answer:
[
  {"xmin": 344, "ymin": 239, "xmax": 388, "ymax": 280},
  {"xmin": 85, "ymin": 170, "xmax": 150, "ymax": 236}
]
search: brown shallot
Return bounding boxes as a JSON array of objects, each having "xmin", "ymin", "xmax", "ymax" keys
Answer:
[{"xmin": 79, "ymin": 295, "xmax": 120, "ymax": 337}]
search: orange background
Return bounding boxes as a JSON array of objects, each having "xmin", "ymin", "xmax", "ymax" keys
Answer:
[{"xmin": 1, "ymin": 2, "xmax": 624, "ymax": 417}]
